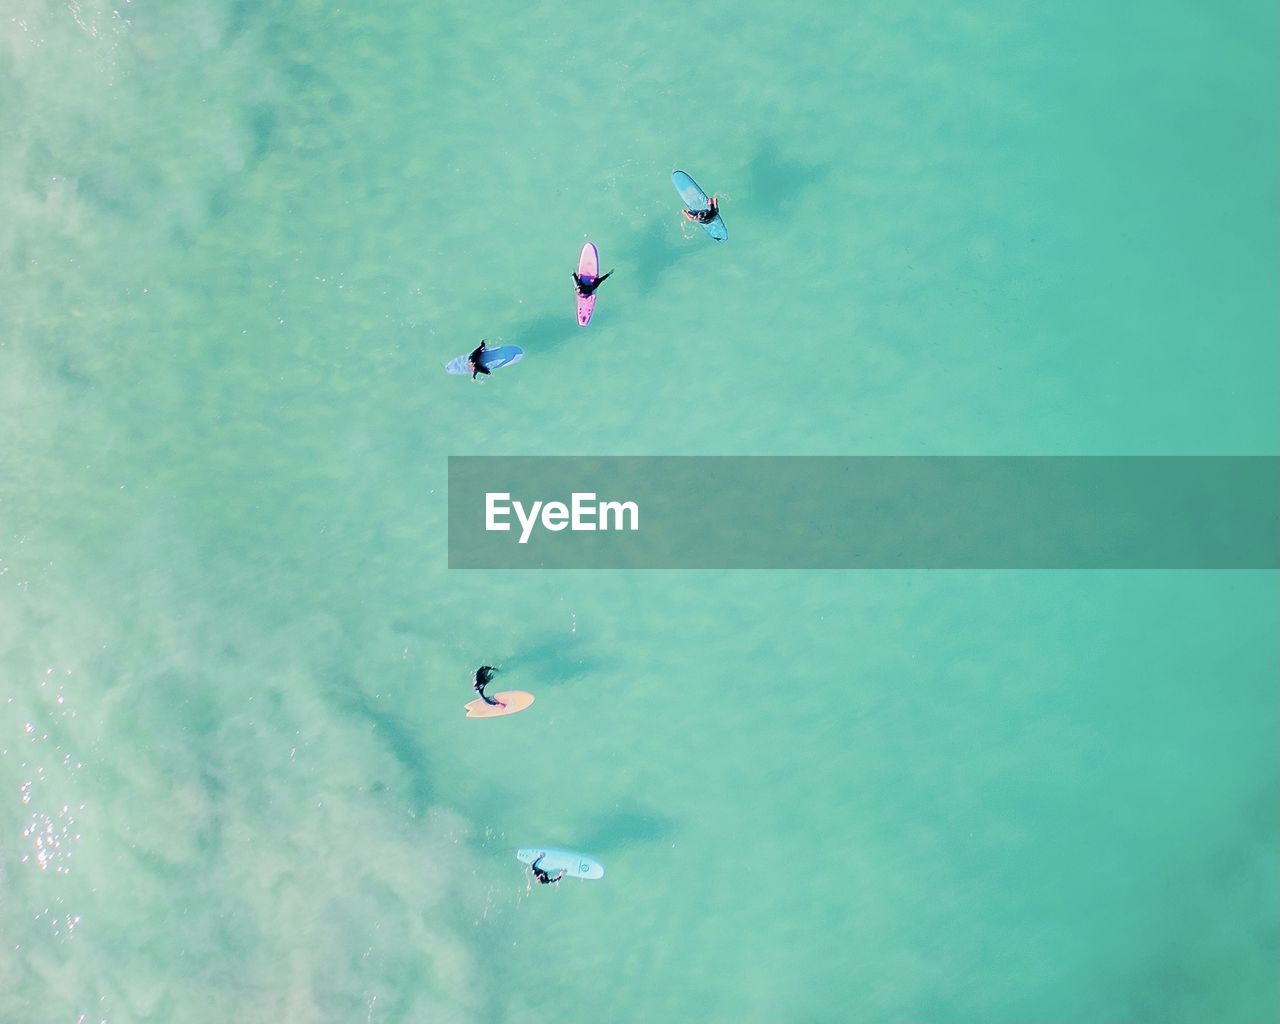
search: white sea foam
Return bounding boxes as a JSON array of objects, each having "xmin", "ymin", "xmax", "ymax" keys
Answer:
[{"xmin": 0, "ymin": 550, "xmax": 492, "ymax": 1023}]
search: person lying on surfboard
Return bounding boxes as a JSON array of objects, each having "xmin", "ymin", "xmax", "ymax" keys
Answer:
[
  {"xmin": 682, "ymin": 195, "xmax": 719, "ymax": 224},
  {"xmin": 473, "ymin": 665, "xmax": 504, "ymax": 707},
  {"xmin": 467, "ymin": 341, "xmax": 490, "ymax": 380},
  {"xmin": 572, "ymin": 268, "xmax": 613, "ymax": 297},
  {"xmin": 530, "ymin": 853, "xmax": 565, "ymax": 885}
]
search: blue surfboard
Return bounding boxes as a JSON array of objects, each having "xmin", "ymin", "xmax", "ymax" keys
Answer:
[
  {"xmin": 516, "ymin": 847, "xmax": 605, "ymax": 880},
  {"xmin": 444, "ymin": 344, "xmax": 524, "ymax": 376},
  {"xmin": 672, "ymin": 170, "xmax": 727, "ymax": 242}
]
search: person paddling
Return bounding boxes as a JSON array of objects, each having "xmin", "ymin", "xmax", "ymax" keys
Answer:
[
  {"xmin": 682, "ymin": 195, "xmax": 719, "ymax": 224},
  {"xmin": 472, "ymin": 665, "xmax": 504, "ymax": 707},
  {"xmin": 530, "ymin": 853, "xmax": 565, "ymax": 885},
  {"xmin": 467, "ymin": 341, "xmax": 490, "ymax": 380},
  {"xmin": 572, "ymin": 268, "xmax": 613, "ymax": 297}
]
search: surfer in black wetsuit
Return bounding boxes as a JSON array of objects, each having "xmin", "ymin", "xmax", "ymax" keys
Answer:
[
  {"xmin": 530, "ymin": 853, "xmax": 565, "ymax": 885},
  {"xmin": 682, "ymin": 195, "xmax": 719, "ymax": 224},
  {"xmin": 572, "ymin": 269, "xmax": 613, "ymax": 297},
  {"xmin": 467, "ymin": 340, "xmax": 490, "ymax": 380},
  {"xmin": 473, "ymin": 665, "xmax": 504, "ymax": 707}
]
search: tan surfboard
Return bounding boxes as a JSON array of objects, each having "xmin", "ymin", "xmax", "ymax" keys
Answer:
[{"xmin": 463, "ymin": 690, "xmax": 535, "ymax": 718}]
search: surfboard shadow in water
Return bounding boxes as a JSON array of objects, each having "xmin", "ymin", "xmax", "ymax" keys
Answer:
[
  {"xmin": 746, "ymin": 140, "xmax": 829, "ymax": 218},
  {"xmin": 501, "ymin": 634, "xmax": 607, "ymax": 688},
  {"xmin": 628, "ymin": 216, "xmax": 700, "ymax": 296},
  {"xmin": 576, "ymin": 804, "xmax": 677, "ymax": 853},
  {"xmin": 499, "ymin": 312, "xmax": 577, "ymax": 354}
]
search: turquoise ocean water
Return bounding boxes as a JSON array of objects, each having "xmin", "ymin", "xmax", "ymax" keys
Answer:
[{"xmin": 2, "ymin": 2, "xmax": 1277, "ymax": 1021}]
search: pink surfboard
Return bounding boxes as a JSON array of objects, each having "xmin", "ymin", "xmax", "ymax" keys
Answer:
[
  {"xmin": 464, "ymin": 690, "xmax": 535, "ymax": 718},
  {"xmin": 576, "ymin": 242, "xmax": 599, "ymax": 326}
]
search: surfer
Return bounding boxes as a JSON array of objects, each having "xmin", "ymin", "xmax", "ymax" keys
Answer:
[
  {"xmin": 682, "ymin": 195, "xmax": 719, "ymax": 224},
  {"xmin": 467, "ymin": 340, "xmax": 490, "ymax": 380},
  {"xmin": 530, "ymin": 853, "xmax": 565, "ymax": 885},
  {"xmin": 572, "ymin": 269, "xmax": 613, "ymax": 298},
  {"xmin": 472, "ymin": 665, "xmax": 504, "ymax": 708}
]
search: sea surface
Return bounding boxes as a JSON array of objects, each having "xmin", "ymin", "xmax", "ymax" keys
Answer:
[{"xmin": 2, "ymin": 2, "xmax": 1277, "ymax": 1022}]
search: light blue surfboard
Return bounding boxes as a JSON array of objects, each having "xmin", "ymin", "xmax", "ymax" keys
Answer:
[
  {"xmin": 516, "ymin": 847, "xmax": 605, "ymax": 880},
  {"xmin": 444, "ymin": 344, "xmax": 524, "ymax": 376},
  {"xmin": 672, "ymin": 169, "xmax": 727, "ymax": 242}
]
